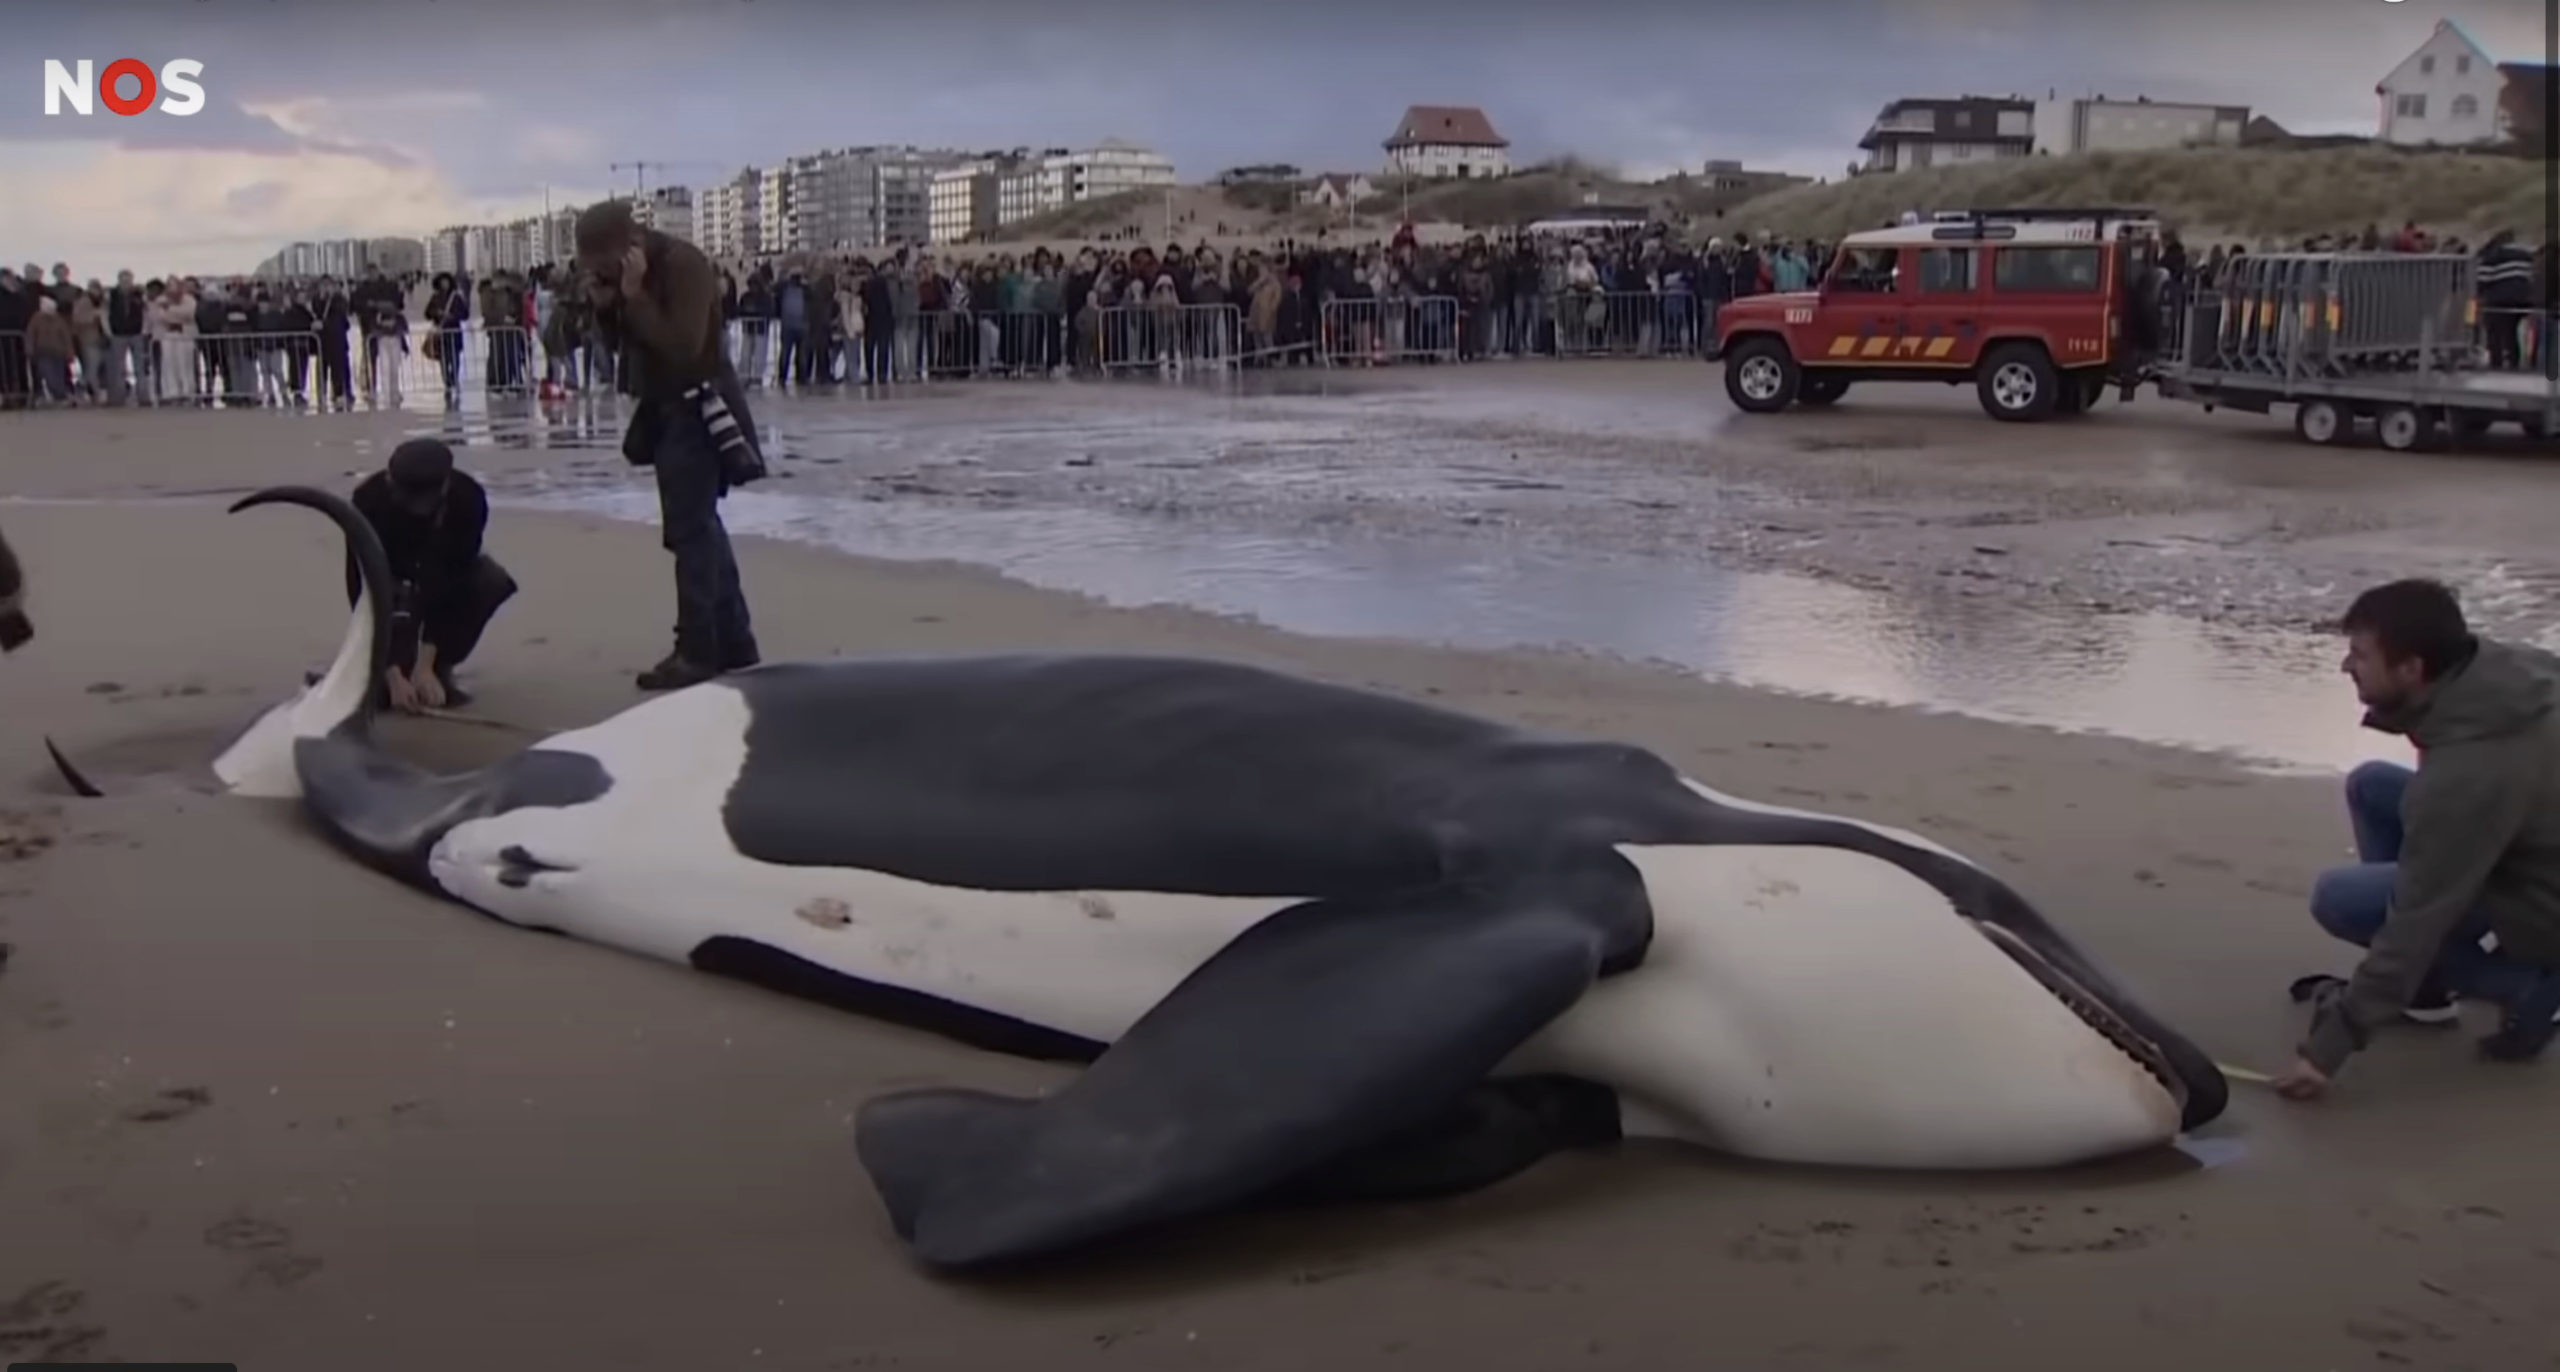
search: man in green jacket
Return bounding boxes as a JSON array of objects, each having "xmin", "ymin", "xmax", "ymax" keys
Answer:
[{"xmin": 2276, "ymin": 579, "xmax": 2560, "ymax": 1099}]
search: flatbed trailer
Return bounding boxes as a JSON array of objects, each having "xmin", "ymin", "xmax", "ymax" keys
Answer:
[{"xmin": 2152, "ymin": 252, "xmax": 2559, "ymax": 451}]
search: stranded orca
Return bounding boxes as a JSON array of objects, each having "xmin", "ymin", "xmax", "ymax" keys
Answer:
[{"xmin": 165, "ymin": 486, "xmax": 2227, "ymax": 1272}]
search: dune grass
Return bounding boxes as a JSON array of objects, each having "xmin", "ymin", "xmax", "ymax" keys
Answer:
[
  {"xmin": 986, "ymin": 190, "xmax": 1152, "ymax": 242},
  {"xmin": 1719, "ymin": 145, "xmax": 2546, "ymax": 244},
  {"xmin": 956, "ymin": 145, "xmax": 2544, "ymax": 251},
  {"xmin": 1345, "ymin": 157, "xmax": 1774, "ymax": 228}
]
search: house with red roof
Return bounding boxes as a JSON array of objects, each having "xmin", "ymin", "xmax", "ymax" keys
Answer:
[{"xmin": 1382, "ymin": 105, "xmax": 1511, "ymax": 180}]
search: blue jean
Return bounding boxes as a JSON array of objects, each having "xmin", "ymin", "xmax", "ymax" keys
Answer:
[
  {"xmin": 2310, "ymin": 760, "xmax": 2546, "ymax": 1006},
  {"xmin": 648, "ymin": 396, "xmax": 757, "ymax": 668}
]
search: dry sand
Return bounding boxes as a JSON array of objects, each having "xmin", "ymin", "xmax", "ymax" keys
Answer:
[{"xmin": 1, "ymin": 410, "xmax": 2556, "ymax": 1370}]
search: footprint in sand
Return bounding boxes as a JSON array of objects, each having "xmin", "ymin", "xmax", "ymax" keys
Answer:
[
  {"xmin": 122, "ymin": 1085, "xmax": 213, "ymax": 1124},
  {"xmin": 202, "ymin": 1217, "xmax": 327, "ymax": 1291},
  {"xmin": 203, "ymin": 1216, "xmax": 292, "ymax": 1253},
  {"xmin": 0, "ymin": 1280, "xmax": 110, "ymax": 1362},
  {"xmin": 0, "ymin": 810, "xmax": 60, "ymax": 864},
  {"xmin": 242, "ymin": 1254, "xmax": 326, "ymax": 1289}
]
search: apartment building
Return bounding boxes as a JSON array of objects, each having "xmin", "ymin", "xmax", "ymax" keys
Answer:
[
  {"xmin": 632, "ymin": 185, "xmax": 695, "ymax": 245},
  {"xmin": 696, "ymin": 170, "xmax": 762, "ymax": 261},
  {"xmin": 266, "ymin": 236, "xmax": 427, "ymax": 279},
  {"xmin": 929, "ymin": 155, "xmax": 1023, "ymax": 245},
  {"xmin": 464, "ymin": 221, "xmax": 539, "ymax": 276},
  {"xmin": 424, "ymin": 227, "xmax": 468, "ymax": 276},
  {"xmin": 2031, "ymin": 94, "xmax": 2249, "ymax": 154},
  {"xmin": 758, "ymin": 162, "xmax": 801, "ymax": 258},
  {"xmin": 990, "ymin": 140, "xmax": 1178, "ymax": 227},
  {"xmin": 736, "ymin": 146, "xmax": 976, "ymax": 253},
  {"xmin": 534, "ymin": 208, "xmax": 580, "ymax": 266}
]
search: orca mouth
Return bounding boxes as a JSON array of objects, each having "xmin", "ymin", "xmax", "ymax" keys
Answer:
[{"xmin": 1969, "ymin": 919, "xmax": 2191, "ymax": 1122}]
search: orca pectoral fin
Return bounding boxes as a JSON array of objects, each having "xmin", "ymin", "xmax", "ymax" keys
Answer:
[
  {"xmin": 854, "ymin": 861, "xmax": 1653, "ymax": 1272},
  {"xmin": 1256, "ymin": 1073, "xmax": 1626, "ymax": 1208},
  {"xmin": 855, "ymin": 1087, "xmax": 1037, "ymax": 1242}
]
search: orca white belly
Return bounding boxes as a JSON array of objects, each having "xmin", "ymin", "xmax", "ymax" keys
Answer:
[
  {"xmin": 430, "ymin": 684, "xmax": 1300, "ymax": 1046},
  {"xmin": 429, "ymin": 686, "xmax": 1661, "ymax": 1095}
]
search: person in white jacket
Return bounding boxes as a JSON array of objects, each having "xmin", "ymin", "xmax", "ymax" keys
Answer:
[{"xmin": 148, "ymin": 281, "xmax": 197, "ymax": 405}]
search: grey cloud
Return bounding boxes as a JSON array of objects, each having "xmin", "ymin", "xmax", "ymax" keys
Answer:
[
  {"xmin": 222, "ymin": 179, "xmax": 291, "ymax": 215},
  {"xmin": 0, "ymin": 53, "xmax": 417, "ymax": 164},
  {"xmin": 4, "ymin": 0, "xmax": 2550, "ymax": 215},
  {"xmin": 114, "ymin": 99, "xmax": 415, "ymax": 167}
]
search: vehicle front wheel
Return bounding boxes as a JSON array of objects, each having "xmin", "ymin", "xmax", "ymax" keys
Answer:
[
  {"xmin": 1797, "ymin": 375, "xmax": 1850, "ymax": 407},
  {"xmin": 1723, "ymin": 338, "xmax": 1801, "ymax": 414},
  {"xmin": 1976, "ymin": 344, "xmax": 2060, "ymax": 422}
]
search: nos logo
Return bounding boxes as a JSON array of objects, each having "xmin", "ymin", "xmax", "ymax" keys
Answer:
[{"xmin": 41, "ymin": 58, "xmax": 208, "ymax": 117}]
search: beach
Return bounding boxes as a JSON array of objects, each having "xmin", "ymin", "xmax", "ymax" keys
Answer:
[{"xmin": 3, "ymin": 402, "xmax": 2558, "ymax": 1370}]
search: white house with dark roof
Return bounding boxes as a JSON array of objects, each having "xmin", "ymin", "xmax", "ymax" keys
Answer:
[
  {"xmin": 1382, "ymin": 105, "xmax": 1511, "ymax": 180},
  {"xmin": 1299, "ymin": 173, "xmax": 1378, "ymax": 208},
  {"xmin": 1857, "ymin": 96, "xmax": 2036, "ymax": 173},
  {"xmin": 2377, "ymin": 19, "xmax": 2511, "ymax": 145}
]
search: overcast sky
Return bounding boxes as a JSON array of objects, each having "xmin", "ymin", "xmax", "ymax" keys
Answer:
[{"xmin": 2, "ymin": 0, "xmax": 2548, "ymax": 275}]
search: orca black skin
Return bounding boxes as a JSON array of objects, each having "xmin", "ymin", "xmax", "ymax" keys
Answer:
[
  {"xmin": 711, "ymin": 656, "xmax": 2225, "ymax": 1266},
  {"xmin": 714, "ymin": 652, "xmax": 2227, "ymax": 1134},
  {"xmin": 207, "ymin": 484, "xmax": 2228, "ymax": 1276}
]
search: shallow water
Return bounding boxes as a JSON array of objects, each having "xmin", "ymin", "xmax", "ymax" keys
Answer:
[
  {"xmin": 505, "ymin": 483, "xmax": 2401, "ymax": 775},
  {"xmin": 314, "ymin": 370, "xmax": 2560, "ymax": 774}
]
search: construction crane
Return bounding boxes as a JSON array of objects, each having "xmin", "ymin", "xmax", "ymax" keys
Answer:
[{"xmin": 608, "ymin": 160, "xmax": 668, "ymax": 198}]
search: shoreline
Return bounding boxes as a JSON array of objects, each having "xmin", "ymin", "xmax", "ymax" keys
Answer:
[{"xmin": 7, "ymin": 483, "xmax": 2402, "ymax": 778}]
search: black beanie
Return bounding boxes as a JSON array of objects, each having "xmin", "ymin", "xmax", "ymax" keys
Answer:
[{"xmin": 386, "ymin": 438, "xmax": 455, "ymax": 493}]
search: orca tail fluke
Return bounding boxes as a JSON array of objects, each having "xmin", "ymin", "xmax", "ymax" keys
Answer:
[
  {"xmin": 210, "ymin": 486, "xmax": 395, "ymax": 798},
  {"xmin": 44, "ymin": 737, "xmax": 102, "ymax": 798}
]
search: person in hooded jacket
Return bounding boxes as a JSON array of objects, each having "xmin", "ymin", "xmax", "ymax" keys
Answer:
[
  {"xmin": 2276, "ymin": 578, "xmax": 2560, "ymax": 1099},
  {"xmin": 26, "ymin": 296, "xmax": 75, "ymax": 405},
  {"xmin": 193, "ymin": 285, "xmax": 229, "ymax": 401},
  {"xmin": 104, "ymin": 270, "xmax": 150, "ymax": 404},
  {"xmin": 309, "ymin": 277, "xmax": 353, "ymax": 409},
  {"xmin": 2476, "ymin": 231, "xmax": 2537, "ymax": 371}
]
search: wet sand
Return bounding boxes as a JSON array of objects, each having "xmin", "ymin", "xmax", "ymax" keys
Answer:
[{"xmin": 2, "ymin": 410, "xmax": 2559, "ymax": 1369}]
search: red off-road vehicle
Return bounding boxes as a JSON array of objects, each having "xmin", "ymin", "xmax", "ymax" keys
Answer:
[{"xmin": 1717, "ymin": 207, "xmax": 2168, "ymax": 422}]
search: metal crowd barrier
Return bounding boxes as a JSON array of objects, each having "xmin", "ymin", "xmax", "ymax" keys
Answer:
[
  {"xmin": 1319, "ymin": 296, "xmax": 1460, "ymax": 365},
  {"xmin": 0, "ymin": 325, "xmax": 565, "ymax": 409},
  {"xmin": 726, "ymin": 306, "xmax": 1245, "ymax": 384},
  {"xmin": 1088, "ymin": 303, "xmax": 1244, "ymax": 374},
  {"xmin": 1549, "ymin": 290, "xmax": 1709, "ymax": 359},
  {"xmin": 2201, "ymin": 254, "xmax": 2476, "ymax": 378}
]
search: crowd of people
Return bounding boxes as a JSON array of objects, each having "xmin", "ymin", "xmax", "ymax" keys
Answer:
[
  {"xmin": 0, "ymin": 258, "xmax": 580, "ymax": 411},
  {"xmin": 702, "ymin": 224, "xmax": 1853, "ymax": 383},
  {"xmin": 5, "ymin": 218, "xmax": 2557, "ymax": 408}
]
